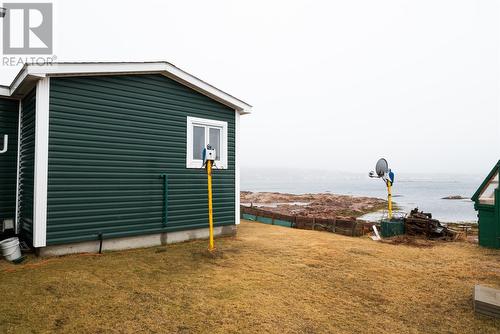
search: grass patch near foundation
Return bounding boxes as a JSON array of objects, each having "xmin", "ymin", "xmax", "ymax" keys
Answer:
[{"xmin": 1, "ymin": 221, "xmax": 499, "ymax": 333}]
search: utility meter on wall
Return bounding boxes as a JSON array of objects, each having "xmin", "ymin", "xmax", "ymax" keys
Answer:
[{"xmin": 202, "ymin": 145, "xmax": 216, "ymax": 167}]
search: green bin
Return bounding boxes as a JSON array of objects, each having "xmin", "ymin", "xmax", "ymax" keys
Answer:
[{"xmin": 380, "ymin": 219, "xmax": 405, "ymax": 237}]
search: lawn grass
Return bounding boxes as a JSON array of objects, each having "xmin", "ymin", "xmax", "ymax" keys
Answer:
[{"xmin": 1, "ymin": 220, "xmax": 500, "ymax": 333}]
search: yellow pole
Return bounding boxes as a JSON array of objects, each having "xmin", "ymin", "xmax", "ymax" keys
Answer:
[
  {"xmin": 387, "ymin": 180, "xmax": 393, "ymax": 220},
  {"xmin": 207, "ymin": 160, "xmax": 215, "ymax": 251}
]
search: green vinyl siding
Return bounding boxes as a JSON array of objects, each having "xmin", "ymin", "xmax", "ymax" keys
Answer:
[
  {"xmin": 47, "ymin": 74, "xmax": 236, "ymax": 245},
  {"xmin": 475, "ymin": 189, "xmax": 500, "ymax": 249},
  {"xmin": 18, "ymin": 89, "xmax": 36, "ymax": 241},
  {"xmin": 477, "ymin": 205, "xmax": 498, "ymax": 248},
  {"xmin": 0, "ymin": 98, "xmax": 19, "ymax": 223}
]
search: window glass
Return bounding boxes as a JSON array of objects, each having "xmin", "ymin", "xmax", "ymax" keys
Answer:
[
  {"xmin": 209, "ymin": 127, "xmax": 221, "ymax": 160},
  {"xmin": 479, "ymin": 172, "xmax": 498, "ymax": 205},
  {"xmin": 193, "ymin": 126, "xmax": 205, "ymax": 160}
]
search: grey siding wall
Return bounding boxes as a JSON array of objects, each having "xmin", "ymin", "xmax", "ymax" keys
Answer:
[
  {"xmin": 47, "ymin": 74, "xmax": 235, "ymax": 245},
  {"xmin": 0, "ymin": 98, "xmax": 19, "ymax": 223},
  {"xmin": 19, "ymin": 89, "xmax": 36, "ymax": 241}
]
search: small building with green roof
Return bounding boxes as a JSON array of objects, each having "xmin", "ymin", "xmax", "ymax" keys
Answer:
[{"xmin": 472, "ymin": 160, "xmax": 500, "ymax": 248}]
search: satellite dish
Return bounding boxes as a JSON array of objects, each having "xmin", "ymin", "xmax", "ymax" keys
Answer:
[
  {"xmin": 375, "ymin": 158, "xmax": 388, "ymax": 177},
  {"xmin": 369, "ymin": 158, "xmax": 394, "ymax": 219}
]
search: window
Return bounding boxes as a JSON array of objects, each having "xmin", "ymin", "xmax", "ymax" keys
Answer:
[
  {"xmin": 479, "ymin": 172, "xmax": 498, "ymax": 205},
  {"xmin": 186, "ymin": 116, "xmax": 228, "ymax": 169}
]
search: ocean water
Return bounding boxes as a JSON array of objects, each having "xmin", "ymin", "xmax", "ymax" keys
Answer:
[{"xmin": 241, "ymin": 168, "xmax": 483, "ymax": 223}]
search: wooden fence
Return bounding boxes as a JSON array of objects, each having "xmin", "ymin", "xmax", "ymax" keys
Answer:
[{"xmin": 240, "ymin": 206, "xmax": 371, "ymax": 237}]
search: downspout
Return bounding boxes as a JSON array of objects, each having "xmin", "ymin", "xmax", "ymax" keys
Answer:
[
  {"xmin": 0, "ymin": 134, "xmax": 7, "ymax": 153},
  {"xmin": 160, "ymin": 174, "xmax": 168, "ymax": 227},
  {"xmin": 94, "ymin": 174, "xmax": 168, "ymax": 254}
]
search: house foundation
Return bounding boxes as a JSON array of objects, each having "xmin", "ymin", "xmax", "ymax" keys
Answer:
[{"xmin": 38, "ymin": 225, "xmax": 237, "ymax": 256}]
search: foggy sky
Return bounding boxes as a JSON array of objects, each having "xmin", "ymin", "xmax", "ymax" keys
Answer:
[{"xmin": 1, "ymin": 0, "xmax": 498, "ymax": 175}]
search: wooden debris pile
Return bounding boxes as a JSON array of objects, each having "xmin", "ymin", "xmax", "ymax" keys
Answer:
[
  {"xmin": 405, "ymin": 208, "xmax": 457, "ymax": 240},
  {"xmin": 294, "ymin": 216, "xmax": 366, "ymax": 237}
]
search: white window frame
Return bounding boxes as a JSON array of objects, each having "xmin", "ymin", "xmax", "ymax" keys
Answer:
[{"xmin": 186, "ymin": 116, "xmax": 228, "ymax": 169}]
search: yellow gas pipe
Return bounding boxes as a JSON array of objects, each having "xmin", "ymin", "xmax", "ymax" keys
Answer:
[
  {"xmin": 387, "ymin": 180, "xmax": 393, "ymax": 220},
  {"xmin": 206, "ymin": 160, "xmax": 215, "ymax": 251}
]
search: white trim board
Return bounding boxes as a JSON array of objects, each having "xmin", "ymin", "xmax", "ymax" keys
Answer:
[
  {"xmin": 235, "ymin": 112, "xmax": 241, "ymax": 225},
  {"xmin": 3, "ymin": 62, "xmax": 252, "ymax": 114},
  {"xmin": 32, "ymin": 77, "xmax": 50, "ymax": 247},
  {"xmin": 14, "ymin": 101, "xmax": 22, "ymax": 234},
  {"xmin": 0, "ymin": 86, "xmax": 9, "ymax": 96}
]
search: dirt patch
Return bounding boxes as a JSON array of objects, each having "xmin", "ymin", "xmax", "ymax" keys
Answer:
[
  {"xmin": 380, "ymin": 235, "xmax": 436, "ymax": 248},
  {"xmin": 241, "ymin": 191, "xmax": 387, "ymax": 218},
  {"xmin": 194, "ymin": 248, "xmax": 225, "ymax": 259}
]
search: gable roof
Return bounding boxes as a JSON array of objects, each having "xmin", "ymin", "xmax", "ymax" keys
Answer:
[
  {"xmin": 471, "ymin": 160, "xmax": 500, "ymax": 202},
  {"xmin": 0, "ymin": 61, "xmax": 252, "ymax": 114}
]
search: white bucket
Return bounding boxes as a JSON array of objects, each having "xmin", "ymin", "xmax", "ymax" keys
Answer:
[{"xmin": 0, "ymin": 237, "xmax": 22, "ymax": 262}]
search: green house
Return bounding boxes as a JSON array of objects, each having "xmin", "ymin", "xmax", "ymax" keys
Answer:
[
  {"xmin": 472, "ymin": 161, "xmax": 500, "ymax": 248},
  {"xmin": 0, "ymin": 62, "xmax": 251, "ymax": 256}
]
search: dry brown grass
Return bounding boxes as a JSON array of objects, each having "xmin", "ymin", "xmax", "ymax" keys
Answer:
[{"xmin": 1, "ymin": 220, "xmax": 500, "ymax": 333}]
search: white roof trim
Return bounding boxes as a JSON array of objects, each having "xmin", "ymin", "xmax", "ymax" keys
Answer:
[
  {"xmin": 2, "ymin": 62, "xmax": 252, "ymax": 114},
  {"xmin": 0, "ymin": 86, "xmax": 9, "ymax": 96}
]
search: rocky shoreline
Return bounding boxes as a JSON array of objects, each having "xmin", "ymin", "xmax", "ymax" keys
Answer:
[{"xmin": 240, "ymin": 191, "xmax": 387, "ymax": 219}]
